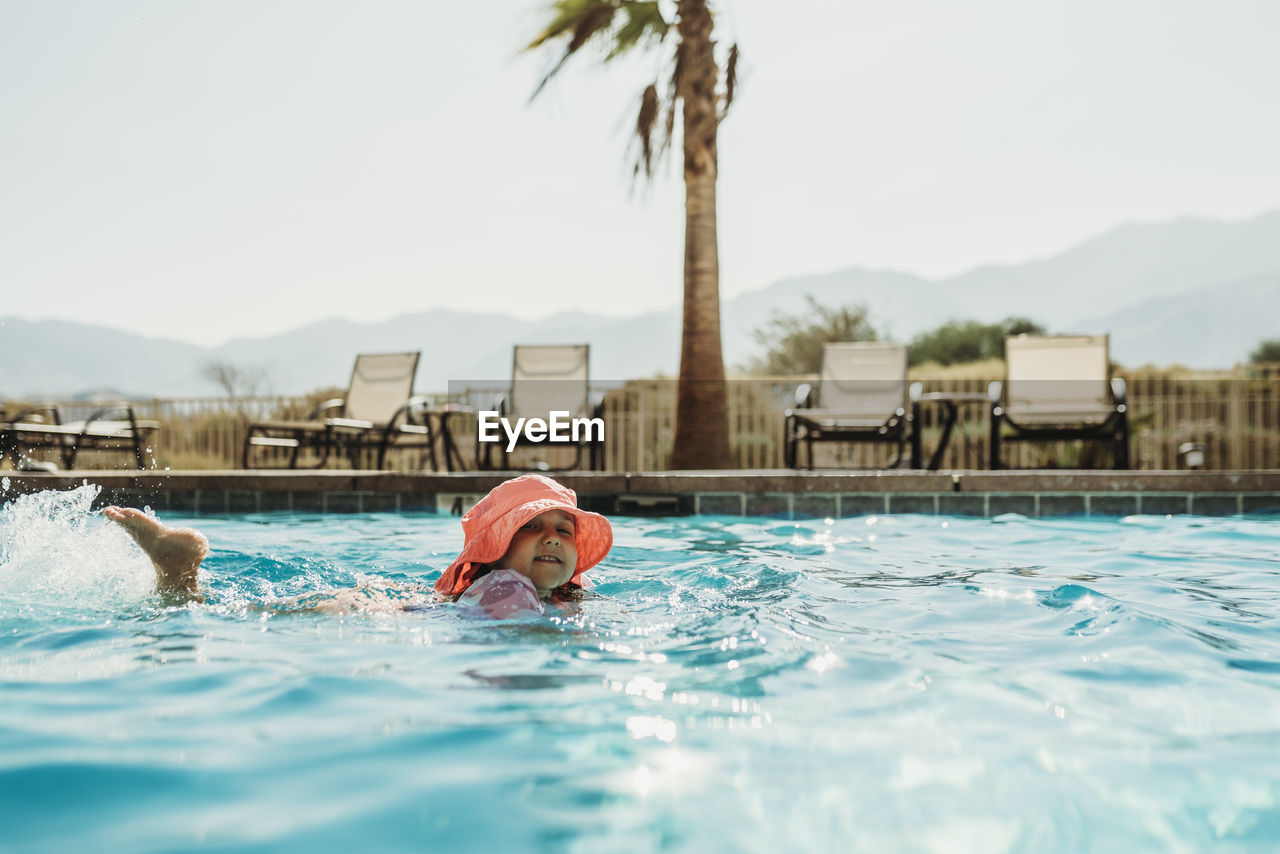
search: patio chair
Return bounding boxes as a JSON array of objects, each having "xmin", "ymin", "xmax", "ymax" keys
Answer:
[
  {"xmin": 243, "ymin": 351, "xmax": 436, "ymax": 470},
  {"xmin": 784, "ymin": 341, "xmax": 922, "ymax": 469},
  {"xmin": 988, "ymin": 334, "xmax": 1130, "ymax": 469},
  {"xmin": 1, "ymin": 401, "xmax": 161, "ymax": 470},
  {"xmin": 477, "ymin": 344, "xmax": 605, "ymax": 471}
]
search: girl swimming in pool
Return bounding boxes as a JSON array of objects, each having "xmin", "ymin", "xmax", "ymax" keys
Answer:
[
  {"xmin": 431, "ymin": 473, "xmax": 613, "ymax": 616},
  {"xmin": 104, "ymin": 474, "xmax": 613, "ymax": 619}
]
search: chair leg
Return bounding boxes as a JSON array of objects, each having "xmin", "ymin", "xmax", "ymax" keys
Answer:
[
  {"xmin": 892, "ymin": 433, "xmax": 907, "ymax": 469},
  {"xmin": 439, "ymin": 416, "xmax": 461, "ymax": 472},
  {"xmin": 784, "ymin": 417, "xmax": 796, "ymax": 469},
  {"xmin": 425, "ymin": 421, "xmax": 439, "ymax": 472},
  {"xmin": 989, "ymin": 414, "xmax": 1001, "ymax": 470},
  {"xmin": 1115, "ymin": 416, "xmax": 1131, "ymax": 470},
  {"xmin": 314, "ymin": 430, "xmax": 333, "ymax": 469},
  {"xmin": 909, "ymin": 407, "xmax": 923, "ymax": 470}
]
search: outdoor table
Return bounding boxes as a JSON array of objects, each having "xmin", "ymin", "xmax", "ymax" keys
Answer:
[{"xmin": 915, "ymin": 391, "xmax": 990, "ymax": 470}]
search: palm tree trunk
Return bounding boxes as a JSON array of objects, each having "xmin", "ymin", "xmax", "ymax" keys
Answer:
[{"xmin": 669, "ymin": 0, "xmax": 733, "ymax": 470}]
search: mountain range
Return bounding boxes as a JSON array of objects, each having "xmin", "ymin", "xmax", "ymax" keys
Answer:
[{"xmin": 3, "ymin": 211, "xmax": 1278, "ymax": 398}]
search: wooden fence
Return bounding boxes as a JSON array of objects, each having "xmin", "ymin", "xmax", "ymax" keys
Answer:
[{"xmin": 7, "ymin": 365, "xmax": 1279, "ymax": 471}]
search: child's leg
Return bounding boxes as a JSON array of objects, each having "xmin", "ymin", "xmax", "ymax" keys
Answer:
[{"xmin": 103, "ymin": 507, "xmax": 208, "ymax": 600}]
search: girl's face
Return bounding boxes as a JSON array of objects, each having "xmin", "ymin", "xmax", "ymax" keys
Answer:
[{"xmin": 495, "ymin": 509, "xmax": 579, "ymax": 595}]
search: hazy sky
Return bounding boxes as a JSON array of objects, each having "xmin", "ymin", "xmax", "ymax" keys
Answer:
[{"xmin": 3, "ymin": 0, "xmax": 1278, "ymax": 346}]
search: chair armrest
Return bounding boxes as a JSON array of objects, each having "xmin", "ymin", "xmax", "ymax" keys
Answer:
[
  {"xmin": 794, "ymin": 383, "xmax": 814, "ymax": 409},
  {"xmin": 1111, "ymin": 377, "xmax": 1127, "ymax": 407},
  {"xmin": 326, "ymin": 417, "xmax": 375, "ymax": 430},
  {"xmin": 8, "ymin": 402, "xmax": 62, "ymax": 425},
  {"xmin": 588, "ymin": 390, "xmax": 606, "ymax": 418},
  {"xmin": 438, "ymin": 401, "xmax": 477, "ymax": 430},
  {"xmin": 307, "ymin": 398, "xmax": 346, "ymax": 419},
  {"xmin": 82, "ymin": 402, "xmax": 139, "ymax": 429},
  {"xmin": 387, "ymin": 395, "xmax": 430, "ymax": 428},
  {"xmin": 906, "ymin": 382, "xmax": 923, "ymax": 428}
]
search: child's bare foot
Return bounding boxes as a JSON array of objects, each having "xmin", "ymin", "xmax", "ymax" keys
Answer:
[{"xmin": 103, "ymin": 506, "xmax": 209, "ymax": 600}]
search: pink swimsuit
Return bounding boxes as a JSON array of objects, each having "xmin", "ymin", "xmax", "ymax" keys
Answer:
[{"xmin": 456, "ymin": 569, "xmax": 546, "ymax": 618}]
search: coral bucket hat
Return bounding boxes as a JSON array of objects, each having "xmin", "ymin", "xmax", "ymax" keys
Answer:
[{"xmin": 434, "ymin": 474, "xmax": 613, "ymax": 597}]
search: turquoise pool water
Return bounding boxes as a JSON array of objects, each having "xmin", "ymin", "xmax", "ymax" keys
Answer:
[{"xmin": 2, "ymin": 485, "xmax": 1279, "ymax": 853}]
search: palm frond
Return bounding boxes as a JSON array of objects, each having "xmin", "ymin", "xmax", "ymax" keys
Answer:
[
  {"xmin": 607, "ymin": 2, "xmax": 670, "ymax": 59},
  {"xmin": 528, "ymin": 1, "xmax": 670, "ymax": 98},
  {"xmin": 721, "ymin": 43, "xmax": 739, "ymax": 117},
  {"xmin": 526, "ymin": 0, "xmax": 610, "ymax": 50},
  {"xmin": 663, "ymin": 39, "xmax": 684, "ymax": 154},
  {"xmin": 631, "ymin": 33, "xmax": 682, "ymax": 181},
  {"xmin": 527, "ymin": 1, "xmax": 619, "ymax": 98},
  {"xmin": 633, "ymin": 82, "xmax": 661, "ymax": 179}
]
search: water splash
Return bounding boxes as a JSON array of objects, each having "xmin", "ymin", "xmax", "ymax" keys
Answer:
[{"xmin": 0, "ymin": 486, "xmax": 155, "ymax": 614}]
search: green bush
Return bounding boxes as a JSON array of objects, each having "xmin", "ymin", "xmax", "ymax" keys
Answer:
[
  {"xmin": 1249, "ymin": 338, "xmax": 1280, "ymax": 363},
  {"xmin": 745, "ymin": 296, "xmax": 879, "ymax": 375},
  {"xmin": 909, "ymin": 317, "xmax": 1045, "ymax": 367}
]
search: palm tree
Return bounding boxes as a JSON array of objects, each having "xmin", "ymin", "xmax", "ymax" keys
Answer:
[{"xmin": 527, "ymin": 0, "xmax": 739, "ymax": 469}]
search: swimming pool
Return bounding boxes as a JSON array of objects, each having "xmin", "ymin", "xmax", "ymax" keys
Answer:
[{"xmin": 2, "ymin": 485, "xmax": 1279, "ymax": 853}]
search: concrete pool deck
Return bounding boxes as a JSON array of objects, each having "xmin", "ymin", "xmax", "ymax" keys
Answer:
[{"xmin": 3, "ymin": 469, "xmax": 1280, "ymax": 517}]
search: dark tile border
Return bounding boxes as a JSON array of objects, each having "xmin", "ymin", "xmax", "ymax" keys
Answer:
[
  {"xmin": 745, "ymin": 493, "xmax": 792, "ymax": 517},
  {"xmin": 937, "ymin": 494, "xmax": 988, "ymax": 517},
  {"xmin": 1038, "ymin": 495, "xmax": 1087, "ymax": 517},
  {"xmin": 1243, "ymin": 494, "xmax": 1280, "ymax": 515},
  {"xmin": 1089, "ymin": 494, "xmax": 1140, "ymax": 517},
  {"xmin": 838, "ymin": 494, "xmax": 887, "ymax": 518},
  {"xmin": 988, "ymin": 495, "xmax": 1037, "ymax": 517},
  {"xmin": 1138, "ymin": 494, "xmax": 1191, "ymax": 516},
  {"xmin": 886, "ymin": 494, "xmax": 938, "ymax": 515},
  {"xmin": 793, "ymin": 494, "xmax": 838, "ymax": 519},
  {"xmin": 1191, "ymin": 494, "xmax": 1242, "ymax": 516},
  {"xmin": 696, "ymin": 493, "xmax": 745, "ymax": 516},
  {"xmin": 2, "ymin": 470, "xmax": 1279, "ymax": 518}
]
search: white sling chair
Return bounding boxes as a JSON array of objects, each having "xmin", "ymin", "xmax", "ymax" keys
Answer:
[
  {"xmin": 988, "ymin": 334, "xmax": 1130, "ymax": 469},
  {"xmin": 784, "ymin": 341, "xmax": 921, "ymax": 469}
]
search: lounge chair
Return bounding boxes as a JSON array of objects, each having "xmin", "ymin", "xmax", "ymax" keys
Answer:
[
  {"xmin": 243, "ymin": 352, "xmax": 436, "ymax": 470},
  {"xmin": 0, "ymin": 401, "xmax": 160, "ymax": 470},
  {"xmin": 784, "ymin": 341, "xmax": 921, "ymax": 469},
  {"xmin": 988, "ymin": 334, "xmax": 1129, "ymax": 469},
  {"xmin": 478, "ymin": 344, "xmax": 605, "ymax": 471}
]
